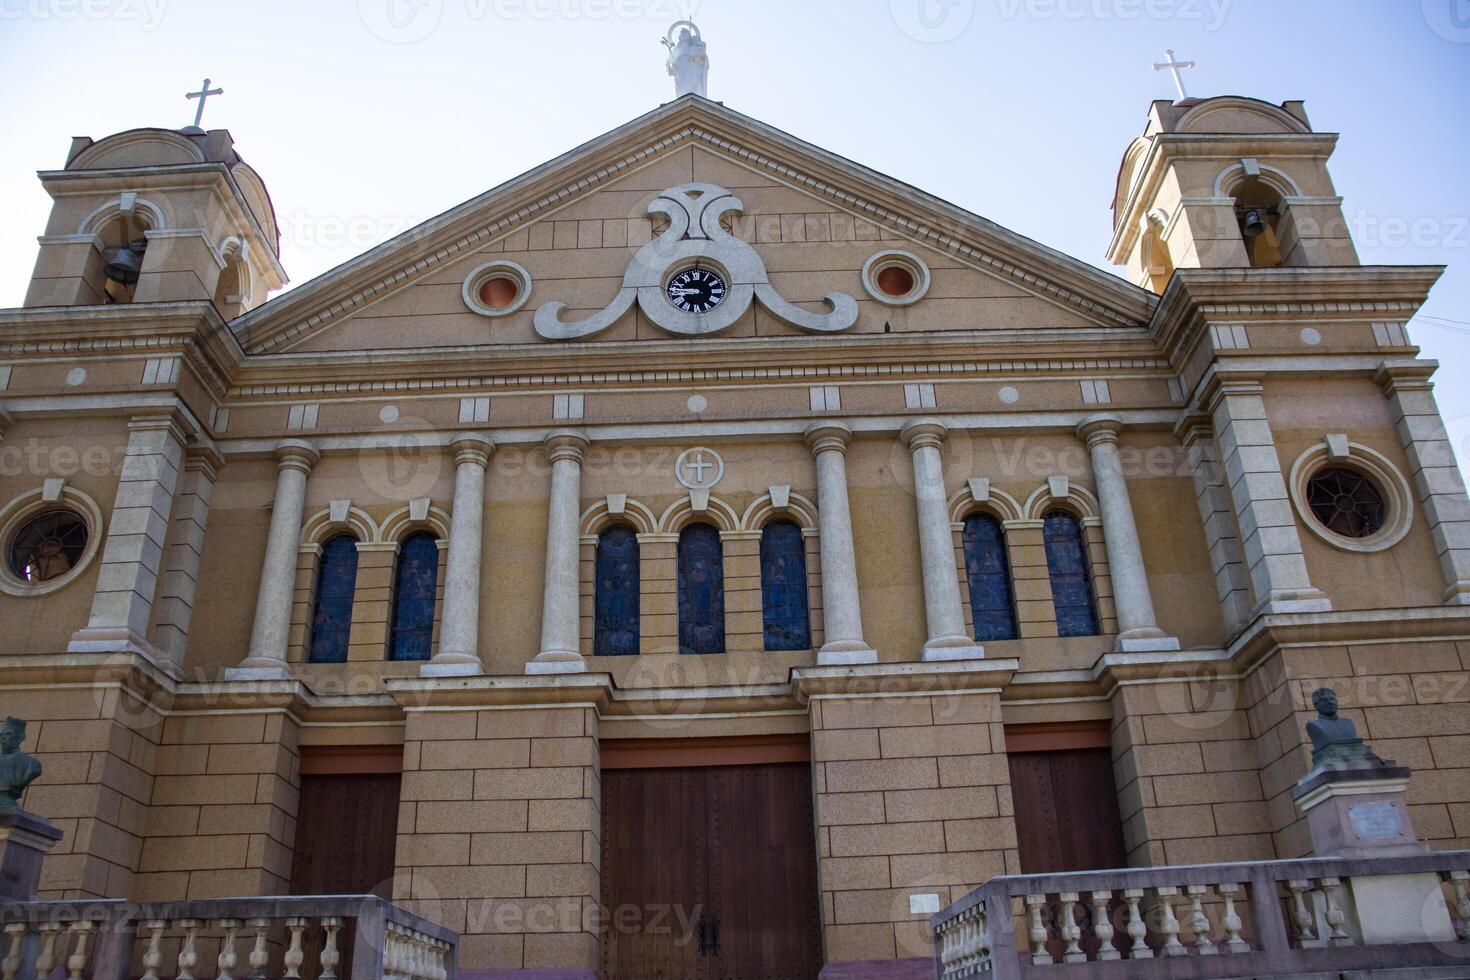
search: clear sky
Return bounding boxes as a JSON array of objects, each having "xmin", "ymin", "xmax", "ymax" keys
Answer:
[{"xmin": 2, "ymin": 0, "xmax": 1467, "ymax": 456}]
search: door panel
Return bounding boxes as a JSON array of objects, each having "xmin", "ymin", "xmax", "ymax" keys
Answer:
[
  {"xmin": 602, "ymin": 763, "xmax": 821, "ymax": 980},
  {"xmin": 1008, "ymin": 748, "xmax": 1126, "ymax": 874},
  {"xmin": 289, "ymin": 773, "xmax": 401, "ymax": 896}
]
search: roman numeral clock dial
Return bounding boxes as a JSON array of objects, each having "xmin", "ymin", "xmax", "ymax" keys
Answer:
[{"xmin": 665, "ymin": 267, "xmax": 727, "ymax": 314}]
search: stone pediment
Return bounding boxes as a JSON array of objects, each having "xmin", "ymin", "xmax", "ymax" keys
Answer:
[{"xmin": 232, "ymin": 96, "xmax": 1154, "ymax": 357}]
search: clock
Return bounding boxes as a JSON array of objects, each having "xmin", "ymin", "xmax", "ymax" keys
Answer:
[{"xmin": 666, "ymin": 266, "xmax": 727, "ymax": 313}]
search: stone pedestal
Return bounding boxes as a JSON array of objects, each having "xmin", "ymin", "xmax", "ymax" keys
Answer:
[{"xmin": 0, "ymin": 806, "xmax": 63, "ymax": 901}]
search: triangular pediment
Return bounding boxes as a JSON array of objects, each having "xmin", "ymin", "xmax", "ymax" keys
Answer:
[{"xmin": 233, "ymin": 96, "xmax": 1154, "ymax": 356}]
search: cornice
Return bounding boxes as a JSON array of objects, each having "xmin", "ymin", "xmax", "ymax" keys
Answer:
[{"xmin": 233, "ymin": 96, "xmax": 1152, "ymax": 356}]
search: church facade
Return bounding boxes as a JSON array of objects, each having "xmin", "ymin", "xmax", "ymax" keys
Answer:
[{"xmin": 1, "ymin": 90, "xmax": 1468, "ymax": 979}]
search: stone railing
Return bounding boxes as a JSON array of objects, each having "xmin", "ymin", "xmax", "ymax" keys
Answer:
[
  {"xmin": 0, "ymin": 894, "xmax": 456, "ymax": 980},
  {"xmin": 932, "ymin": 852, "xmax": 1470, "ymax": 979}
]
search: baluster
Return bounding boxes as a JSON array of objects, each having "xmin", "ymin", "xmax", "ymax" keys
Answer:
[
  {"xmin": 216, "ymin": 919, "xmax": 242, "ymax": 980},
  {"xmin": 1024, "ymin": 893, "xmax": 1053, "ymax": 965},
  {"xmin": 319, "ymin": 916, "xmax": 342, "ymax": 980},
  {"xmin": 1185, "ymin": 885, "xmax": 1216, "ymax": 955},
  {"xmin": 1450, "ymin": 870, "xmax": 1470, "ymax": 942},
  {"xmin": 972, "ymin": 905, "xmax": 991, "ymax": 969},
  {"xmin": 1286, "ymin": 879, "xmax": 1316, "ymax": 946},
  {"xmin": 35, "ymin": 922, "xmax": 61, "ymax": 977},
  {"xmin": 1153, "ymin": 886, "xmax": 1185, "ymax": 957},
  {"xmin": 1318, "ymin": 877, "xmax": 1352, "ymax": 946},
  {"xmin": 1091, "ymin": 890, "xmax": 1119, "ymax": 961},
  {"xmin": 1216, "ymin": 882, "xmax": 1250, "ymax": 953},
  {"xmin": 246, "ymin": 918, "xmax": 270, "ymax": 980},
  {"xmin": 1058, "ymin": 891, "xmax": 1084, "ymax": 963},
  {"xmin": 1123, "ymin": 887, "xmax": 1152, "ymax": 959},
  {"xmin": 2, "ymin": 922, "xmax": 27, "ymax": 980},
  {"xmin": 175, "ymin": 919, "xmax": 201, "ymax": 980},
  {"xmin": 139, "ymin": 920, "xmax": 166, "ymax": 980},
  {"xmin": 64, "ymin": 921, "xmax": 94, "ymax": 980},
  {"xmin": 282, "ymin": 918, "xmax": 307, "ymax": 980}
]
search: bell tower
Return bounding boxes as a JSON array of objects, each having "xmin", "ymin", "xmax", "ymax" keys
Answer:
[
  {"xmin": 24, "ymin": 126, "xmax": 286, "ymax": 315},
  {"xmin": 1107, "ymin": 96, "xmax": 1359, "ymax": 293}
]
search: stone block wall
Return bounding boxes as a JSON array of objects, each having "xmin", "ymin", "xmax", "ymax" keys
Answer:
[
  {"xmin": 810, "ymin": 689, "xmax": 1016, "ymax": 965},
  {"xmin": 394, "ymin": 704, "xmax": 600, "ymax": 975}
]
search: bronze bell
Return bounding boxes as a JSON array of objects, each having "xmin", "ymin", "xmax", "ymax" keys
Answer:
[
  {"xmin": 1240, "ymin": 208, "xmax": 1269, "ymax": 239},
  {"xmin": 103, "ymin": 238, "xmax": 148, "ymax": 285}
]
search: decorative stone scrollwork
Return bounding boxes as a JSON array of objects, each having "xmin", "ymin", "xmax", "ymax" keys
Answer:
[{"xmin": 534, "ymin": 182, "xmax": 858, "ymax": 340}]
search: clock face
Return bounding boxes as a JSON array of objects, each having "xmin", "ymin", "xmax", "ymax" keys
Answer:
[{"xmin": 666, "ymin": 267, "xmax": 727, "ymax": 314}]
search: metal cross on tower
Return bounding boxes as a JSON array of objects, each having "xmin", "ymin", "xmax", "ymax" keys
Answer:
[
  {"xmin": 1152, "ymin": 50, "xmax": 1195, "ymax": 101},
  {"xmin": 184, "ymin": 78, "xmax": 223, "ymax": 129}
]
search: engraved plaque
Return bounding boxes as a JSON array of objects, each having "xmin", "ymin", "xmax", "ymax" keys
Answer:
[{"xmin": 1349, "ymin": 801, "xmax": 1402, "ymax": 840}]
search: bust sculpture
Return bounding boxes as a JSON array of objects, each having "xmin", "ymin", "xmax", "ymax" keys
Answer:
[
  {"xmin": 0, "ymin": 717, "xmax": 43, "ymax": 807},
  {"xmin": 1305, "ymin": 687, "xmax": 1385, "ymax": 768},
  {"xmin": 663, "ymin": 22, "xmax": 708, "ymax": 98}
]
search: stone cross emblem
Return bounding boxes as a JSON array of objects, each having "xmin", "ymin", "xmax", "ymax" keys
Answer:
[
  {"xmin": 534, "ymin": 182, "xmax": 858, "ymax": 340},
  {"xmin": 184, "ymin": 78, "xmax": 223, "ymax": 130},
  {"xmin": 675, "ymin": 447, "xmax": 724, "ymax": 490},
  {"xmin": 1152, "ymin": 50, "xmax": 1195, "ymax": 100}
]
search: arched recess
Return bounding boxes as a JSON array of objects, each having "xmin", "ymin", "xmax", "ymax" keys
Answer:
[
  {"xmin": 77, "ymin": 196, "xmax": 168, "ymax": 237},
  {"xmin": 580, "ymin": 496, "xmax": 658, "ymax": 537},
  {"xmin": 946, "ymin": 486, "xmax": 1025, "ymax": 526},
  {"xmin": 1175, "ymin": 97, "xmax": 1312, "ymax": 136},
  {"xmin": 658, "ymin": 495, "xmax": 741, "ymax": 534},
  {"xmin": 1211, "ymin": 162, "xmax": 1303, "ymax": 200},
  {"xmin": 379, "ymin": 504, "xmax": 452, "ymax": 543},
  {"xmin": 740, "ymin": 491, "xmax": 819, "ymax": 533},
  {"xmin": 1023, "ymin": 482, "xmax": 1101, "ymax": 523},
  {"xmin": 300, "ymin": 506, "xmax": 379, "ymax": 546}
]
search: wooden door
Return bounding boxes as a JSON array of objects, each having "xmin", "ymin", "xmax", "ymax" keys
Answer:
[
  {"xmin": 289, "ymin": 773, "xmax": 402, "ymax": 897},
  {"xmin": 602, "ymin": 763, "xmax": 821, "ymax": 980},
  {"xmin": 1008, "ymin": 748, "xmax": 1126, "ymax": 874}
]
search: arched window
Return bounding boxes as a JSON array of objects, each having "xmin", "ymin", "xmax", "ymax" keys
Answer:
[
  {"xmin": 1042, "ymin": 511, "xmax": 1099, "ymax": 638},
  {"xmin": 677, "ymin": 523, "xmax": 725, "ymax": 655},
  {"xmin": 962, "ymin": 514, "xmax": 1017, "ymax": 642},
  {"xmin": 1231, "ymin": 177, "xmax": 1285, "ymax": 269},
  {"xmin": 594, "ymin": 525, "xmax": 640, "ymax": 657},
  {"xmin": 760, "ymin": 520, "xmax": 810, "ymax": 651},
  {"xmin": 389, "ymin": 532, "xmax": 439, "ymax": 661},
  {"xmin": 308, "ymin": 535, "xmax": 359, "ymax": 664}
]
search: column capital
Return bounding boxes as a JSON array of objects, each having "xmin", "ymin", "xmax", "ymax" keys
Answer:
[
  {"xmin": 451, "ymin": 432, "xmax": 496, "ymax": 468},
  {"xmin": 1171, "ymin": 409, "xmax": 1214, "ymax": 445},
  {"xmin": 273, "ymin": 438, "xmax": 320, "ymax": 475},
  {"xmin": 1374, "ymin": 362, "xmax": 1435, "ymax": 397},
  {"xmin": 1077, "ymin": 412, "xmax": 1124, "ymax": 449},
  {"xmin": 1202, "ymin": 375, "xmax": 1265, "ymax": 414},
  {"xmin": 900, "ymin": 417, "xmax": 947, "ymax": 452},
  {"xmin": 544, "ymin": 429, "xmax": 589, "ymax": 464},
  {"xmin": 126, "ymin": 409, "xmax": 190, "ymax": 443},
  {"xmin": 183, "ymin": 445, "xmax": 225, "ymax": 480},
  {"xmin": 804, "ymin": 420, "xmax": 852, "ymax": 455}
]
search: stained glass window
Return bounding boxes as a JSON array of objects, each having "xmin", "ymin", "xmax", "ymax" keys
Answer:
[
  {"xmin": 678, "ymin": 523, "xmax": 725, "ymax": 655},
  {"xmin": 308, "ymin": 534, "xmax": 359, "ymax": 664},
  {"xmin": 6, "ymin": 510, "xmax": 87, "ymax": 583},
  {"xmin": 389, "ymin": 532, "xmax": 439, "ymax": 661},
  {"xmin": 1043, "ymin": 511, "xmax": 1100, "ymax": 638},
  {"xmin": 594, "ymin": 525, "xmax": 640, "ymax": 657},
  {"xmin": 760, "ymin": 520, "xmax": 811, "ymax": 651},
  {"xmin": 1306, "ymin": 467, "xmax": 1386, "ymax": 538},
  {"xmin": 962, "ymin": 513, "xmax": 1018, "ymax": 642}
]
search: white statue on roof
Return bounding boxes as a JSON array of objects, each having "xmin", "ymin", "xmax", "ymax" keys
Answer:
[{"xmin": 663, "ymin": 21, "xmax": 708, "ymax": 98}]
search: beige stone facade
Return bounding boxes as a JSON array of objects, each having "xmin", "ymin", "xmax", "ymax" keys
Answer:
[{"xmin": 1, "ymin": 94, "xmax": 1468, "ymax": 978}]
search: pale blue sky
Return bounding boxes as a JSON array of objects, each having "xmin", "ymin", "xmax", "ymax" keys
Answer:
[{"xmin": 2, "ymin": 0, "xmax": 1466, "ymax": 451}]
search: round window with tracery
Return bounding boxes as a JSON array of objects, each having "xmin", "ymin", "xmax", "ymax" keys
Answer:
[
  {"xmin": 1305, "ymin": 467, "xmax": 1385, "ymax": 539},
  {"xmin": 7, "ymin": 510, "xmax": 89, "ymax": 583}
]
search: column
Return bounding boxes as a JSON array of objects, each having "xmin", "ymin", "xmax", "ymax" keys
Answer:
[
  {"xmin": 68, "ymin": 412, "xmax": 188, "ymax": 657},
  {"xmin": 901, "ymin": 419, "xmax": 984, "ymax": 661},
  {"xmin": 1207, "ymin": 380, "xmax": 1331, "ymax": 615},
  {"xmin": 149, "ymin": 447, "xmax": 222, "ymax": 664},
  {"xmin": 527, "ymin": 430, "xmax": 590, "ymax": 674},
  {"xmin": 803, "ymin": 421, "xmax": 876, "ymax": 665},
  {"xmin": 229, "ymin": 439, "xmax": 319, "ymax": 679},
  {"xmin": 423, "ymin": 433, "xmax": 494, "ymax": 676},
  {"xmin": 1077, "ymin": 414, "xmax": 1180, "ymax": 652},
  {"xmin": 1379, "ymin": 365, "xmax": 1470, "ymax": 604},
  {"xmin": 1177, "ymin": 414, "xmax": 1252, "ymax": 634}
]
